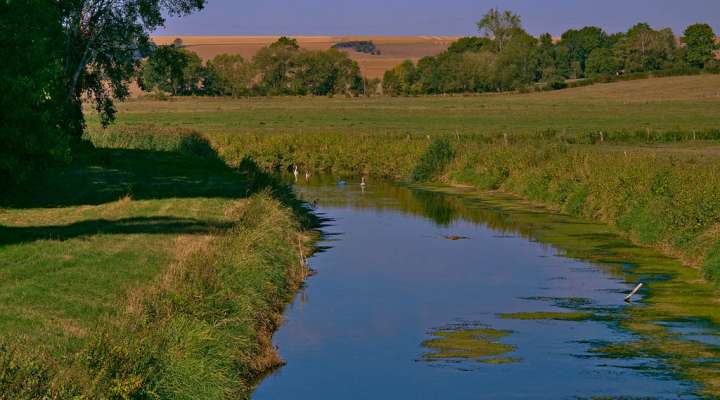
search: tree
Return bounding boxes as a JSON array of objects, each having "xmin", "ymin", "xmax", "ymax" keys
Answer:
[
  {"xmin": 382, "ymin": 69, "xmax": 402, "ymax": 96},
  {"xmin": 558, "ymin": 26, "xmax": 608, "ymax": 77},
  {"xmin": 0, "ymin": 0, "xmax": 68, "ymax": 185},
  {"xmin": 140, "ymin": 45, "xmax": 204, "ymax": 95},
  {"xmin": 495, "ymin": 29, "xmax": 538, "ymax": 90},
  {"xmin": 683, "ymin": 23, "xmax": 718, "ymax": 68},
  {"xmin": 291, "ymin": 49, "xmax": 363, "ymax": 96},
  {"xmin": 477, "ymin": 8, "xmax": 522, "ymax": 52},
  {"xmin": 619, "ymin": 23, "xmax": 677, "ymax": 72},
  {"xmin": 586, "ymin": 48, "xmax": 620, "ymax": 77},
  {"xmin": 536, "ymin": 33, "xmax": 558, "ymax": 81},
  {"xmin": 415, "ymin": 56, "xmax": 442, "ymax": 93},
  {"xmin": 204, "ymin": 54, "xmax": 255, "ymax": 97},
  {"xmin": 447, "ymin": 37, "xmax": 493, "ymax": 54},
  {"xmin": 458, "ymin": 52, "xmax": 497, "ymax": 92},
  {"xmin": 59, "ymin": 0, "xmax": 205, "ymax": 135},
  {"xmin": 254, "ymin": 37, "xmax": 301, "ymax": 95}
]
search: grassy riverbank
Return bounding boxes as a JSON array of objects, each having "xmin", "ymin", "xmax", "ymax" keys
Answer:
[{"xmin": 0, "ymin": 137, "xmax": 315, "ymax": 398}]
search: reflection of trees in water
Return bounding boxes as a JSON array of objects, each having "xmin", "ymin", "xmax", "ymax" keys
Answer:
[
  {"xmin": 301, "ymin": 180, "xmax": 545, "ymax": 239},
  {"xmin": 408, "ymin": 189, "xmax": 457, "ymax": 227}
]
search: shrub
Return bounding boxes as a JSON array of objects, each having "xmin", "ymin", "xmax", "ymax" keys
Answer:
[{"xmin": 411, "ymin": 138, "xmax": 455, "ymax": 182}]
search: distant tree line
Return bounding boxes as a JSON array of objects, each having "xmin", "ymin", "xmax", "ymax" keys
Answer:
[
  {"xmin": 383, "ymin": 9, "xmax": 720, "ymax": 95},
  {"xmin": 332, "ymin": 41, "xmax": 381, "ymax": 55},
  {"xmin": 0, "ymin": 0, "xmax": 205, "ymax": 187},
  {"xmin": 139, "ymin": 37, "xmax": 370, "ymax": 97}
]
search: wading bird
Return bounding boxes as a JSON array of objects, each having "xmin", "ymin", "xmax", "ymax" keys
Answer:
[{"xmin": 293, "ymin": 165, "xmax": 299, "ymax": 181}]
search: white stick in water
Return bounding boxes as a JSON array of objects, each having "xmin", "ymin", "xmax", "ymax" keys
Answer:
[{"xmin": 624, "ymin": 283, "xmax": 644, "ymax": 302}]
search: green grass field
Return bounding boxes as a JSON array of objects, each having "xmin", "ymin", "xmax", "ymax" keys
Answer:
[{"xmin": 93, "ymin": 74, "xmax": 720, "ymax": 137}]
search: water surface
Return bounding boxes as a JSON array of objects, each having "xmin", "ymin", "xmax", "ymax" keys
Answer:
[{"xmin": 253, "ymin": 178, "xmax": 719, "ymax": 399}]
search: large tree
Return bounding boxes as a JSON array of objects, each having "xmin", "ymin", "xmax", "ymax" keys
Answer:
[
  {"xmin": 557, "ymin": 26, "xmax": 608, "ymax": 77},
  {"xmin": 495, "ymin": 29, "xmax": 539, "ymax": 90},
  {"xmin": 140, "ymin": 45, "xmax": 204, "ymax": 95},
  {"xmin": 683, "ymin": 23, "xmax": 718, "ymax": 68},
  {"xmin": 0, "ymin": 0, "xmax": 68, "ymax": 185},
  {"xmin": 291, "ymin": 49, "xmax": 363, "ymax": 96},
  {"xmin": 477, "ymin": 8, "xmax": 522, "ymax": 52},
  {"xmin": 619, "ymin": 23, "xmax": 677, "ymax": 73},
  {"xmin": 204, "ymin": 54, "xmax": 255, "ymax": 97},
  {"xmin": 254, "ymin": 37, "xmax": 301, "ymax": 95},
  {"xmin": 59, "ymin": 0, "xmax": 205, "ymax": 134}
]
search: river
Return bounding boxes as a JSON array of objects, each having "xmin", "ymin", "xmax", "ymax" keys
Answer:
[{"xmin": 253, "ymin": 177, "xmax": 720, "ymax": 399}]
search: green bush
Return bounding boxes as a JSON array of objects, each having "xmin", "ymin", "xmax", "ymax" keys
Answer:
[{"xmin": 411, "ymin": 138, "xmax": 455, "ymax": 182}]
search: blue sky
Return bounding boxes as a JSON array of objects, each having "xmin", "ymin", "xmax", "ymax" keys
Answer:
[{"xmin": 155, "ymin": 0, "xmax": 720, "ymax": 36}]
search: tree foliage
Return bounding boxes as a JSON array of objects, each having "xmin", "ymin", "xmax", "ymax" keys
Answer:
[
  {"xmin": 586, "ymin": 48, "xmax": 620, "ymax": 77},
  {"xmin": 1, "ymin": 0, "xmax": 206, "ymax": 186},
  {"xmin": 619, "ymin": 23, "xmax": 678, "ymax": 73},
  {"xmin": 0, "ymin": 0, "xmax": 68, "ymax": 186},
  {"xmin": 683, "ymin": 23, "xmax": 718, "ymax": 68},
  {"xmin": 557, "ymin": 27, "xmax": 608, "ymax": 78},
  {"xmin": 139, "ymin": 37, "xmax": 365, "ymax": 97},
  {"xmin": 203, "ymin": 54, "xmax": 255, "ymax": 97},
  {"xmin": 59, "ymin": 0, "xmax": 206, "ymax": 134},
  {"xmin": 140, "ymin": 45, "xmax": 204, "ymax": 95},
  {"xmin": 477, "ymin": 8, "xmax": 522, "ymax": 52},
  {"xmin": 384, "ymin": 9, "xmax": 716, "ymax": 96}
]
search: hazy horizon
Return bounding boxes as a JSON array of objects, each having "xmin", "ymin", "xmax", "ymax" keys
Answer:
[{"xmin": 155, "ymin": 0, "xmax": 720, "ymax": 37}]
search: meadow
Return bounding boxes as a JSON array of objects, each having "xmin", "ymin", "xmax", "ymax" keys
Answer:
[{"xmin": 110, "ymin": 74, "xmax": 720, "ymax": 138}]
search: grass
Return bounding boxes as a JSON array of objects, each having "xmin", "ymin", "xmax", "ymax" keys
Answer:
[
  {"xmin": 0, "ymin": 133, "xmax": 316, "ymax": 398},
  {"xmin": 96, "ymin": 74, "xmax": 720, "ymax": 138}
]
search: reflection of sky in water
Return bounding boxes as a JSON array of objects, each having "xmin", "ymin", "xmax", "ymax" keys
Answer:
[
  {"xmin": 253, "ymin": 182, "xmax": 701, "ymax": 399},
  {"xmin": 659, "ymin": 320, "xmax": 720, "ymax": 348}
]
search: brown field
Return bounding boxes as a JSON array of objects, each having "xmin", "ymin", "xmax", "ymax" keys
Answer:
[{"xmin": 152, "ymin": 35, "xmax": 461, "ymax": 79}]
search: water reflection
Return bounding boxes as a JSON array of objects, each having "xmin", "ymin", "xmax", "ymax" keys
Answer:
[{"xmin": 253, "ymin": 177, "xmax": 719, "ymax": 399}]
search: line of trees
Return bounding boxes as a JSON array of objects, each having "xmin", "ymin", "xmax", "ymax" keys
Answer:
[
  {"xmin": 1, "ymin": 0, "xmax": 205, "ymax": 186},
  {"xmin": 139, "ymin": 37, "xmax": 371, "ymax": 97},
  {"xmin": 383, "ymin": 9, "xmax": 720, "ymax": 95}
]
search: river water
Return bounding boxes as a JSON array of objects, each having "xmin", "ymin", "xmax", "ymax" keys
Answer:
[{"xmin": 253, "ymin": 178, "xmax": 719, "ymax": 399}]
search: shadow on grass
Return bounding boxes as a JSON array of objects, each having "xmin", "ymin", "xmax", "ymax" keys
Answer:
[
  {"xmin": 0, "ymin": 140, "xmax": 317, "ymax": 245},
  {"xmin": 1, "ymin": 146, "xmax": 252, "ymax": 209},
  {"xmin": 0, "ymin": 216, "xmax": 231, "ymax": 247}
]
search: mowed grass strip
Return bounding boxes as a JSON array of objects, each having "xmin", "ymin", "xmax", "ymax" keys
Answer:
[{"xmin": 95, "ymin": 74, "xmax": 720, "ymax": 137}]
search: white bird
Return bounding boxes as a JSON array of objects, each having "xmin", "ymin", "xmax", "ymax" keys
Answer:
[
  {"xmin": 360, "ymin": 177, "xmax": 367, "ymax": 188},
  {"xmin": 305, "ymin": 170, "xmax": 311, "ymax": 181},
  {"xmin": 293, "ymin": 165, "xmax": 299, "ymax": 181}
]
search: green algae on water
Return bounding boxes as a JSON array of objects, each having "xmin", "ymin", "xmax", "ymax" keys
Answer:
[{"xmin": 422, "ymin": 326, "xmax": 518, "ymax": 364}]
